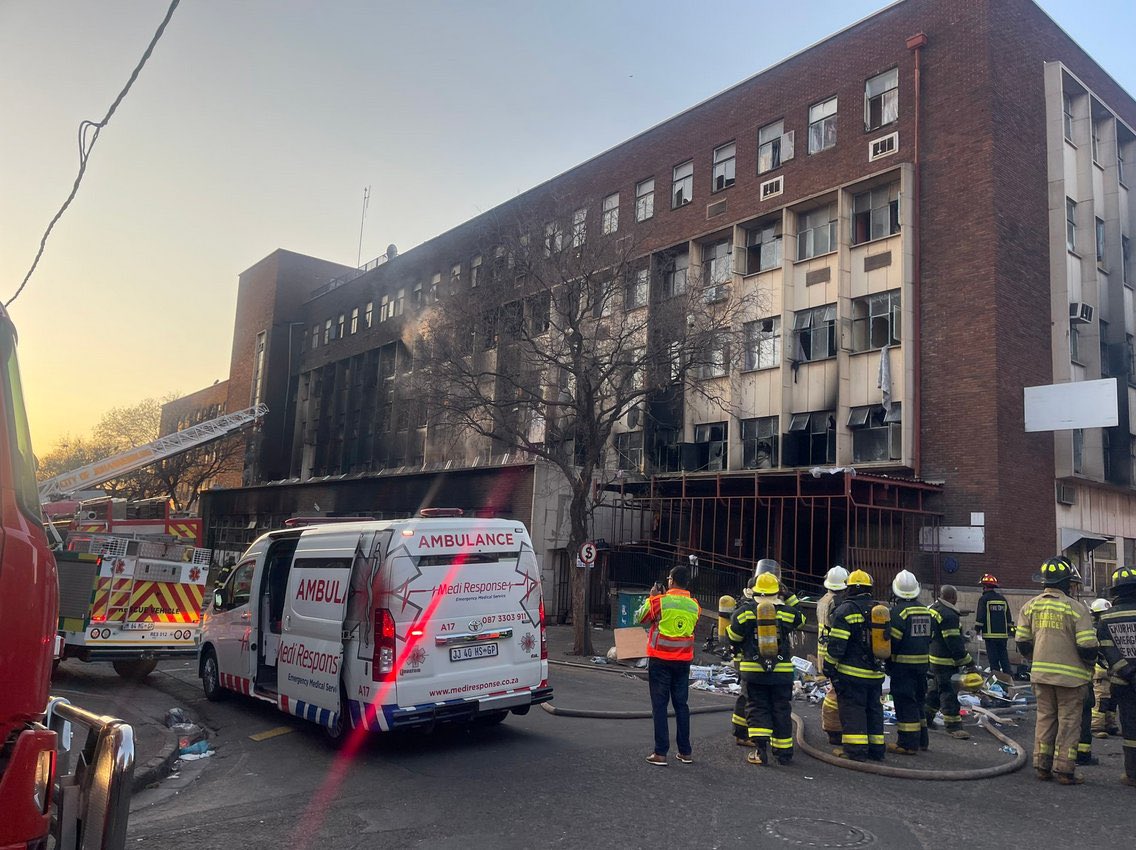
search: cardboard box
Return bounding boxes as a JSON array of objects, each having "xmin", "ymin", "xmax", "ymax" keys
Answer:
[{"xmin": 613, "ymin": 626, "xmax": 649, "ymax": 660}]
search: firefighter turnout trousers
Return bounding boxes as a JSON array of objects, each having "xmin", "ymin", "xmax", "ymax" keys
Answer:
[
  {"xmin": 1079, "ymin": 686, "xmax": 1095, "ymax": 763},
  {"xmin": 732, "ymin": 692, "xmax": 750, "ymax": 742},
  {"xmin": 889, "ymin": 663, "xmax": 929, "ymax": 750},
  {"xmin": 925, "ymin": 665, "xmax": 964, "ymax": 732},
  {"xmin": 1116, "ymin": 684, "xmax": 1136, "ymax": 781},
  {"xmin": 821, "ymin": 687, "xmax": 841, "ymax": 745},
  {"xmin": 1034, "ymin": 683, "xmax": 1088, "ymax": 775},
  {"xmin": 834, "ymin": 675, "xmax": 884, "ymax": 760},
  {"xmin": 1092, "ymin": 666, "xmax": 1119, "ymax": 734},
  {"xmin": 744, "ymin": 678, "xmax": 794, "ymax": 761},
  {"xmin": 984, "ymin": 637, "xmax": 1012, "ymax": 675}
]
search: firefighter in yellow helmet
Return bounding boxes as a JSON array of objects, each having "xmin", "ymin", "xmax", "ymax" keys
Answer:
[
  {"xmin": 823, "ymin": 569, "xmax": 889, "ymax": 761},
  {"xmin": 728, "ymin": 572, "xmax": 805, "ymax": 765},
  {"xmin": 1016, "ymin": 557, "xmax": 1098, "ymax": 785}
]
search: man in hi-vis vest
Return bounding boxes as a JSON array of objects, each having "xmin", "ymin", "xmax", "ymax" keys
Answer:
[{"xmin": 636, "ymin": 564, "xmax": 701, "ymax": 766}]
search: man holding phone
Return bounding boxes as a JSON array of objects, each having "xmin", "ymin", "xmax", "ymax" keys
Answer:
[{"xmin": 636, "ymin": 564, "xmax": 701, "ymax": 766}]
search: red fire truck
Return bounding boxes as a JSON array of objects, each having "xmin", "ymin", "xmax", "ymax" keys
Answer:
[{"xmin": 0, "ymin": 305, "xmax": 133, "ymax": 847}]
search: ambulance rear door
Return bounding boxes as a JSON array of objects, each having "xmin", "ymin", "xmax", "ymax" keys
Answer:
[{"xmin": 278, "ymin": 530, "xmax": 364, "ymax": 716}]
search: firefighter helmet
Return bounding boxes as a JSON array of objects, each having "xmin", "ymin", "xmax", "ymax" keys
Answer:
[
  {"xmin": 1110, "ymin": 566, "xmax": 1136, "ymax": 594},
  {"xmin": 823, "ymin": 566, "xmax": 848, "ymax": 592},
  {"xmin": 1089, "ymin": 598, "xmax": 1112, "ymax": 613},
  {"xmin": 891, "ymin": 570, "xmax": 921, "ymax": 600},
  {"xmin": 753, "ymin": 572, "xmax": 780, "ymax": 596},
  {"xmin": 1040, "ymin": 556, "xmax": 1075, "ymax": 586},
  {"xmin": 846, "ymin": 569, "xmax": 873, "ymax": 588},
  {"xmin": 980, "ymin": 573, "xmax": 999, "ymax": 586}
]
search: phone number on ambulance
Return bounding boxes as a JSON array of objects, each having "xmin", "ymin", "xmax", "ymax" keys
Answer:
[{"xmin": 480, "ymin": 613, "xmax": 528, "ymax": 624}]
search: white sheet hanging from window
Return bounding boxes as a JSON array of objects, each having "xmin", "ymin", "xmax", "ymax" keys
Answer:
[{"xmin": 877, "ymin": 344, "xmax": 893, "ymax": 412}]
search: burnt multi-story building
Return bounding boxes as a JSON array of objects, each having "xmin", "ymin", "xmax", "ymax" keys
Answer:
[{"xmin": 175, "ymin": 0, "xmax": 1136, "ymax": 613}]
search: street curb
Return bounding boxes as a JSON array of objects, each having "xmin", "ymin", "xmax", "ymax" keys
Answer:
[{"xmin": 131, "ymin": 723, "xmax": 180, "ymax": 793}]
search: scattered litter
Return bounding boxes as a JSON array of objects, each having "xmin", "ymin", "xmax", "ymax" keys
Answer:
[
  {"xmin": 590, "ymin": 656, "xmax": 609, "ymax": 665},
  {"xmin": 1001, "ymin": 745, "xmax": 1017, "ymax": 755},
  {"xmin": 958, "ymin": 694, "xmax": 982, "ymax": 707},
  {"xmin": 178, "ymin": 749, "xmax": 214, "ymax": 761},
  {"xmin": 803, "ymin": 776, "xmax": 815, "ymax": 780},
  {"xmin": 635, "ymin": 658, "xmax": 648, "ymax": 668},
  {"xmin": 178, "ymin": 739, "xmax": 210, "ymax": 757},
  {"xmin": 164, "ymin": 708, "xmax": 189, "ymax": 727},
  {"xmin": 790, "ymin": 656, "xmax": 816, "ymax": 676}
]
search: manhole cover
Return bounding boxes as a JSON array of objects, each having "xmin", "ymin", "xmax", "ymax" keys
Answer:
[{"xmin": 764, "ymin": 817, "xmax": 875, "ymax": 847}]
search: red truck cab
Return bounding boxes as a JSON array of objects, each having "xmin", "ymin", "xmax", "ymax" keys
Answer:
[{"xmin": 0, "ymin": 304, "xmax": 60, "ymax": 848}]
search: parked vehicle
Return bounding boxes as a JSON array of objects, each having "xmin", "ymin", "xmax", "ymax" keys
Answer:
[
  {"xmin": 56, "ymin": 533, "xmax": 211, "ymax": 679},
  {"xmin": 0, "ymin": 304, "xmax": 133, "ymax": 848},
  {"xmin": 198, "ymin": 510, "xmax": 552, "ymax": 742}
]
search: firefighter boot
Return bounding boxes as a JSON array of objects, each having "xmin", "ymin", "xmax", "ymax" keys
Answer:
[
  {"xmin": 1055, "ymin": 772, "xmax": 1084, "ymax": 786},
  {"xmin": 886, "ymin": 742, "xmax": 918, "ymax": 755},
  {"xmin": 827, "ymin": 731, "xmax": 842, "ymax": 746},
  {"xmin": 1036, "ymin": 768, "xmax": 1053, "ymax": 782},
  {"xmin": 946, "ymin": 727, "xmax": 971, "ymax": 740}
]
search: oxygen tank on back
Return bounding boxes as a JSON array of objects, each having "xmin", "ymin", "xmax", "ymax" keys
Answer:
[
  {"xmin": 869, "ymin": 603, "xmax": 892, "ymax": 661},
  {"xmin": 756, "ymin": 598, "xmax": 780, "ymax": 663},
  {"xmin": 718, "ymin": 595, "xmax": 736, "ymax": 641}
]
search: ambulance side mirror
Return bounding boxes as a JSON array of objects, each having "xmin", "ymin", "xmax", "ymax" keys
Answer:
[{"xmin": 213, "ymin": 590, "xmax": 225, "ymax": 611}]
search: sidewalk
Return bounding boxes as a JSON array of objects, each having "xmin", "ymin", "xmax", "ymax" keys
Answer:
[{"xmin": 50, "ymin": 662, "xmax": 181, "ymax": 792}]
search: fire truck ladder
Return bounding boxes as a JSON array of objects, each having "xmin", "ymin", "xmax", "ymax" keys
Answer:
[{"xmin": 37, "ymin": 403, "xmax": 268, "ymax": 501}]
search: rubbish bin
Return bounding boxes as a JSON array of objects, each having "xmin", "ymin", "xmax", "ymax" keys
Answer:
[{"xmin": 616, "ymin": 590, "xmax": 651, "ymax": 628}]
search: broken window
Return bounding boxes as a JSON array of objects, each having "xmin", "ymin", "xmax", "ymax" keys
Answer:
[
  {"xmin": 712, "ymin": 142, "xmax": 736, "ymax": 191},
  {"xmin": 851, "ymin": 182, "xmax": 900, "ymax": 245},
  {"xmin": 672, "ymin": 160, "xmax": 693, "ymax": 208},
  {"xmin": 786, "ymin": 411, "xmax": 835, "ymax": 466},
  {"xmin": 758, "ymin": 120, "xmax": 793, "ymax": 174},
  {"xmin": 792, "ymin": 304, "xmax": 837, "ymax": 362},
  {"xmin": 742, "ymin": 416, "xmax": 779, "ymax": 469},
  {"xmin": 743, "ymin": 317, "xmax": 781, "ymax": 370},
  {"xmin": 745, "ymin": 219, "xmax": 783, "ymax": 274},
  {"xmin": 849, "ymin": 404, "xmax": 902, "ymax": 463},
  {"xmin": 615, "ymin": 431, "xmax": 644, "ymax": 471},
  {"xmin": 694, "ymin": 421, "xmax": 728, "ymax": 471},
  {"xmin": 797, "ymin": 204, "xmax": 837, "ymax": 259},
  {"xmin": 808, "ymin": 97, "xmax": 838, "ymax": 154},
  {"xmin": 636, "ymin": 177, "xmax": 655, "ymax": 221},
  {"xmin": 851, "ymin": 290, "xmax": 901, "ymax": 352}
]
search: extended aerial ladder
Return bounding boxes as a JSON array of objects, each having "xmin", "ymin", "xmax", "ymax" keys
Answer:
[{"xmin": 37, "ymin": 403, "xmax": 267, "ymax": 501}]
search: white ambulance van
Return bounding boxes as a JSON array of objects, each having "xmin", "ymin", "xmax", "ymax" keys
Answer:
[{"xmin": 197, "ymin": 510, "xmax": 551, "ymax": 742}]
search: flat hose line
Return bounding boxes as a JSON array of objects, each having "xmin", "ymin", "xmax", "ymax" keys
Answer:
[{"xmin": 543, "ymin": 662, "xmax": 1029, "ymax": 779}]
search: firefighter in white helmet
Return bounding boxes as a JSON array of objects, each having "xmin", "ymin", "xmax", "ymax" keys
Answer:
[
  {"xmin": 816, "ymin": 566, "xmax": 848, "ymax": 745},
  {"xmin": 887, "ymin": 570, "xmax": 933, "ymax": 754},
  {"xmin": 1089, "ymin": 598, "xmax": 1120, "ymax": 738}
]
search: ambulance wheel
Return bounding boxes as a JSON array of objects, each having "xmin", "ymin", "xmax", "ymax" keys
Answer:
[
  {"xmin": 476, "ymin": 711, "xmax": 508, "ymax": 727},
  {"xmin": 113, "ymin": 659, "xmax": 158, "ymax": 681},
  {"xmin": 322, "ymin": 690, "xmax": 351, "ymax": 749},
  {"xmin": 201, "ymin": 650, "xmax": 225, "ymax": 701}
]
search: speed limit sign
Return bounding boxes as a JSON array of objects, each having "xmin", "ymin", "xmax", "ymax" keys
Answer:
[{"xmin": 579, "ymin": 542, "xmax": 597, "ymax": 565}]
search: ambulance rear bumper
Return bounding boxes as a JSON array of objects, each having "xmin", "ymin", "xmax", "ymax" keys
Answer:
[
  {"xmin": 382, "ymin": 685, "xmax": 554, "ymax": 730},
  {"xmin": 69, "ymin": 646, "xmax": 197, "ymax": 662}
]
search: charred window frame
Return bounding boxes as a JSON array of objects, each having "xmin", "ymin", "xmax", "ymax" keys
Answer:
[
  {"xmin": 849, "ymin": 404, "xmax": 902, "ymax": 463},
  {"xmin": 741, "ymin": 416, "xmax": 779, "ymax": 469}
]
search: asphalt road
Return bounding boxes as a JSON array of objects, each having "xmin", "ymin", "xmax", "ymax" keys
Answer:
[{"xmin": 54, "ymin": 659, "xmax": 1134, "ymax": 849}]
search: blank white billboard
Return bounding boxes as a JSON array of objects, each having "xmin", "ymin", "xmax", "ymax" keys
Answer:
[{"xmin": 1024, "ymin": 378, "xmax": 1118, "ymax": 432}]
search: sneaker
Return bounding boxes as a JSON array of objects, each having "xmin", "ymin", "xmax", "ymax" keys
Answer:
[
  {"xmin": 947, "ymin": 729, "xmax": 971, "ymax": 740},
  {"xmin": 1054, "ymin": 772, "xmax": 1084, "ymax": 786},
  {"xmin": 1035, "ymin": 768, "xmax": 1053, "ymax": 782},
  {"xmin": 887, "ymin": 743, "xmax": 918, "ymax": 756},
  {"xmin": 746, "ymin": 750, "xmax": 766, "ymax": 766},
  {"xmin": 645, "ymin": 753, "xmax": 667, "ymax": 766},
  {"xmin": 676, "ymin": 753, "xmax": 693, "ymax": 764}
]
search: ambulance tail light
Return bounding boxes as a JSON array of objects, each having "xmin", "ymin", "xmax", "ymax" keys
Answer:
[
  {"xmin": 539, "ymin": 595, "xmax": 547, "ymax": 661},
  {"xmin": 373, "ymin": 608, "xmax": 396, "ymax": 681}
]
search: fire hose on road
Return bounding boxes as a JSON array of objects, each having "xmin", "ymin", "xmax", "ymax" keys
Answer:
[{"xmin": 544, "ymin": 661, "xmax": 1029, "ymax": 780}]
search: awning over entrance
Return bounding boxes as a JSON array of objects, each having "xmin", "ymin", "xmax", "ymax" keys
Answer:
[{"xmin": 1059, "ymin": 527, "xmax": 1111, "ymax": 552}]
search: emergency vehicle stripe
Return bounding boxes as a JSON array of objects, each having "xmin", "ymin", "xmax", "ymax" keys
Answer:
[{"xmin": 126, "ymin": 581, "xmax": 205, "ymax": 623}]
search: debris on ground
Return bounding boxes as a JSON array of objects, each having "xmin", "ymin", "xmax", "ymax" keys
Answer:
[{"xmin": 164, "ymin": 708, "xmax": 189, "ymax": 727}]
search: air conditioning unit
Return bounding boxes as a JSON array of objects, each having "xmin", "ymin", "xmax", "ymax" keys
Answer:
[
  {"xmin": 1070, "ymin": 302, "xmax": 1094, "ymax": 324},
  {"xmin": 1056, "ymin": 481, "xmax": 1077, "ymax": 505}
]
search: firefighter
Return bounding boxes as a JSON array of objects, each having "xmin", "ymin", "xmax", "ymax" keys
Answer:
[
  {"xmin": 1098, "ymin": 566, "xmax": 1136, "ymax": 788},
  {"xmin": 887, "ymin": 570, "xmax": 933, "ymax": 754},
  {"xmin": 753, "ymin": 558, "xmax": 800, "ymax": 607},
  {"xmin": 824, "ymin": 569, "xmax": 888, "ymax": 762},
  {"xmin": 924, "ymin": 585, "xmax": 974, "ymax": 740},
  {"xmin": 1089, "ymin": 598, "xmax": 1120, "ymax": 738},
  {"xmin": 1070, "ymin": 570, "xmax": 1099, "ymax": 766},
  {"xmin": 975, "ymin": 573, "xmax": 1014, "ymax": 675},
  {"xmin": 1016, "ymin": 557, "xmax": 1098, "ymax": 785},
  {"xmin": 728, "ymin": 572, "xmax": 805, "ymax": 765},
  {"xmin": 816, "ymin": 566, "xmax": 849, "ymax": 746}
]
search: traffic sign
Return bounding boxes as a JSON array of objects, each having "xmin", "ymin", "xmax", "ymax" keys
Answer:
[{"xmin": 579, "ymin": 542, "xmax": 597, "ymax": 565}]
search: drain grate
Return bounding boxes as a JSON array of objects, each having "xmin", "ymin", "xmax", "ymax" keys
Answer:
[{"xmin": 764, "ymin": 817, "xmax": 876, "ymax": 847}]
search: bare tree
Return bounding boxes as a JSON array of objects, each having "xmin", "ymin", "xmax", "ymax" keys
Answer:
[{"xmin": 412, "ymin": 200, "xmax": 764, "ymax": 655}]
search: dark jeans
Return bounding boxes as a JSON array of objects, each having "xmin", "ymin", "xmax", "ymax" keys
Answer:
[
  {"xmin": 984, "ymin": 638, "xmax": 1012, "ymax": 675},
  {"xmin": 648, "ymin": 658, "xmax": 691, "ymax": 756}
]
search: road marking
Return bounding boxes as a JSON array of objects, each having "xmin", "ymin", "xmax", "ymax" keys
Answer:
[{"xmin": 248, "ymin": 726, "xmax": 294, "ymax": 742}]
